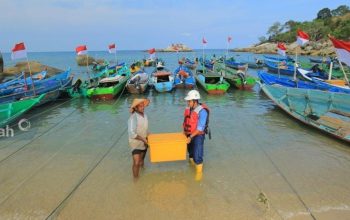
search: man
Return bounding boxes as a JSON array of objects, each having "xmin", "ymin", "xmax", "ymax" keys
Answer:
[
  {"xmin": 183, "ymin": 90, "xmax": 209, "ymax": 180},
  {"xmin": 128, "ymin": 98, "xmax": 150, "ymax": 178}
]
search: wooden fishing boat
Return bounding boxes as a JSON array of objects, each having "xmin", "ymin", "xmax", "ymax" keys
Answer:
[
  {"xmin": 68, "ymin": 68, "xmax": 109, "ymax": 98},
  {"xmin": 246, "ymin": 61, "xmax": 264, "ymax": 69},
  {"xmin": 213, "ymin": 62, "xmax": 256, "ymax": 90},
  {"xmin": 126, "ymin": 71, "xmax": 149, "ymax": 94},
  {"xmin": 174, "ymin": 66, "xmax": 195, "ymax": 89},
  {"xmin": 143, "ymin": 58, "xmax": 156, "ymax": 67},
  {"xmin": 0, "ymin": 94, "xmax": 45, "ymax": 128},
  {"xmin": 87, "ymin": 65, "xmax": 131, "ymax": 100},
  {"xmin": 225, "ymin": 60, "xmax": 247, "ymax": 70},
  {"xmin": 257, "ymin": 70, "xmax": 350, "ymax": 93},
  {"xmin": 195, "ymin": 68, "xmax": 230, "ymax": 95},
  {"xmin": 183, "ymin": 58, "xmax": 197, "ymax": 70},
  {"xmin": 0, "ymin": 71, "xmax": 47, "ymax": 93},
  {"xmin": 0, "ymin": 69, "xmax": 72, "ymax": 104},
  {"xmin": 263, "ymin": 55, "xmax": 294, "ymax": 62},
  {"xmin": 260, "ymin": 83, "xmax": 350, "ymax": 143},
  {"xmin": 151, "ymin": 70, "xmax": 174, "ymax": 92}
]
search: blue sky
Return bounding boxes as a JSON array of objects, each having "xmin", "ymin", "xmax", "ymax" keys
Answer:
[{"xmin": 0, "ymin": 0, "xmax": 349, "ymax": 52}]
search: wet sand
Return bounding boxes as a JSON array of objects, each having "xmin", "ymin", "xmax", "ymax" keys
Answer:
[{"xmin": 1, "ymin": 88, "xmax": 350, "ymax": 219}]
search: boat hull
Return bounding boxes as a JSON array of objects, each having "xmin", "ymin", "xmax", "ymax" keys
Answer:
[{"xmin": 260, "ymin": 83, "xmax": 350, "ymax": 143}]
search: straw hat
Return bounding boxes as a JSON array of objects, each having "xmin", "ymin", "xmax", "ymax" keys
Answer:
[{"xmin": 130, "ymin": 98, "xmax": 150, "ymax": 113}]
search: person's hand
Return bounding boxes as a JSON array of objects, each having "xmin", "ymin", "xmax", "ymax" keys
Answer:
[
  {"xmin": 186, "ymin": 137, "xmax": 192, "ymax": 144},
  {"xmin": 143, "ymin": 137, "xmax": 148, "ymax": 145}
]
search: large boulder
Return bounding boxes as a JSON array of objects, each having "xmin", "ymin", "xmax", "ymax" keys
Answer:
[
  {"xmin": 76, "ymin": 55, "xmax": 96, "ymax": 66},
  {"xmin": 3, "ymin": 61, "xmax": 62, "ymax": 77}
]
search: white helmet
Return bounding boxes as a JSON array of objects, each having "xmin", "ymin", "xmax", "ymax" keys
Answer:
[{"xmin": 184, "ymin": 90, "xmax": 201, "ymax": 101}]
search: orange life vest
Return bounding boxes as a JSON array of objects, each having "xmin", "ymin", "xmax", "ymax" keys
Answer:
[{"xmin": 183, "ymin": 104, "xmax": 210, "ymax": 135}]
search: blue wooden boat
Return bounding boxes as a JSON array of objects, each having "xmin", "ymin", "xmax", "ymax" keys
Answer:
[
  {"xmin": 0, "ymin": 71, "xmax": 47, "ymax": 90},
  {"xmin": 264, "ymin": 55, "xmax": 294, "ymax": 62},
  {"xmin": 225, "ymin": 60, "xmax": 247, "ymax": 70},
  {"xmin": 309, "ymin": 57, "xmax": 331, "ymax": 65},
  {"xmin": 0, "ymin": 69, "xmax": 72, "ymax": 104},
  {"xmin": 265, "ymin": 60, "xmax": 329, "ymax": 79},
  {"xmin": 183, "ymin": 58, "xmax": 197, "ymax": 70},
  {"xmin": 199, "ymin": 58, "xmax": 215, "ymax": 70},
  {"xmin": 258, "ymin": 71, "xmax": 350, "ymax": 94},
  {"xmin": 151, "ymin": 65, "xmax": 174, "ymax": 92},
  {"xmin": 174, "ymin": 66, "xmax": 195, "ymax": 89},
  {"xmin": 260, "ymin": 83, "xmax": 350, "ymax": 143},
  {"xmin": 264, "ymin": 60, "xmax": 296, "ymax": 75}
]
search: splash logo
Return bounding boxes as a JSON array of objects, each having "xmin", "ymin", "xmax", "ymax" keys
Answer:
[
  {"xmin": 18, "ymin": 118, "xmax": 31, "ymax": 131},
  {"xmin": 0, "ymin": 119, "xmax": 31, "ymax": 138},
  {"xmin": 0, "ymin": 125, "xmax": 14, "ymax": 137}
]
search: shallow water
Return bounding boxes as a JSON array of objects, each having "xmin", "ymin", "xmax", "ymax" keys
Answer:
[{"xmin": 1, "ymin": 51, "xmax": 350, "ymax": 219}]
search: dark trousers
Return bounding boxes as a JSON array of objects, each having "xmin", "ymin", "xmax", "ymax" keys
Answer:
[{"xmin": 187, "ymin": 134, "xmax": 205, "ymax": 164}]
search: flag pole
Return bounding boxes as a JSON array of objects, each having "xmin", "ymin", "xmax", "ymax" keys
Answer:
[
  {"xmin": 25, "ymin": 57, "xmax": 36, "ymax": 96},
  {"xmin": 202, "ymin": 42, "xmax": 205, "ymax": 71},
  {"xmin": 85, "ymin": 54, "xmax": 91, "ymax": 81},
  {"xmin": 114, "ymin": 50, "xmax": 118, "ymax": 65},
  {"xmin": 293, "ymin": 46, "xmax": 298, "ymax": 81},
  {"xmin": 338, "ymin": 59, "xmax": 349, "ymax": 85}
]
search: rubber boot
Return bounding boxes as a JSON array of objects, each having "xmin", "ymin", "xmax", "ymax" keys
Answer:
[
  {"xmin": 195, "ymin": 163, "xmax": 203, "ymax": 181},
  {"xmin": 189, "ymin": 158, "xmax": 195, "ymax": 166}
]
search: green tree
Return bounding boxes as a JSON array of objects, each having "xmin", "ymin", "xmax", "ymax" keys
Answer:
[
  {"xmin": 267, "ymin": 22, "xmax": 283, "ymax": 41},
  {"xmin": 258, "ymin": 36, "xmax": 267, "ymax": 43},
  {"xmin": 317, "ymin": 8, "xmax": 332, "ymax": 19},
  {"xmin": 331, "ymin": 5, "xmax": 350, "ymax": 16}
]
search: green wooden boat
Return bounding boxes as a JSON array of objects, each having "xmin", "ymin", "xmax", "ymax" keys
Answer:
[
  {"xmin": 0, "ymin": 94, "xmax": 45, "ymax": 128},
  {"xmin": 260, "ymin": 83, "xmax": 350, "ymax": 143},
  {"xmin": 213, "ymin": 61, "xmax": 257, "ymax": 90},
  {"xmin": 86, "ymin": 65, "xmax": 131, "ymax": 100},
  {"xmin": 68, "ymin": 68, "xmax": 109, "ymax": 98},
  {"xmin": 195, "ymin": 67, "xmax": 230, "ymax": 95}
]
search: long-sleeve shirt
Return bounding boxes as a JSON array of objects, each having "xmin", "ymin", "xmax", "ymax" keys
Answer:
[
  {"xmin": 197, "ymin": 109, "xmax": 208, "ymax": 132},
  {"xmin": 128, "ymin": 112, "xmax": 149, "ymax": 150}
]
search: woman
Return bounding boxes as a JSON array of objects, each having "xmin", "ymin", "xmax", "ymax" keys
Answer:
[{"xmin": 128, "ymin": 98, "xmax": 150, "ymax": 178}]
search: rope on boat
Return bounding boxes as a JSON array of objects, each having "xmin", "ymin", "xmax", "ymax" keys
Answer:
[{"xmin": 45, "ymin": 127, "xmax": 127, "ymax": 219}]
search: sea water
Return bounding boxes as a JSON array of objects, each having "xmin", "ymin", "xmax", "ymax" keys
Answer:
[{"xmin": 0, "ymin": 50, "xmax": 350, "ymax": 219}]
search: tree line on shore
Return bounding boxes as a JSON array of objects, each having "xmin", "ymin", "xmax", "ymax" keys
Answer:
[{"xmin": 259, "ymin": 5, "xmax": 350, "ymax": 44}]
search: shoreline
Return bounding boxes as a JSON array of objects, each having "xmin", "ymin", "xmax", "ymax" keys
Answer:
[{"xmin": 232, "ymin": 40, "xmax": 336, "ymax": 56}]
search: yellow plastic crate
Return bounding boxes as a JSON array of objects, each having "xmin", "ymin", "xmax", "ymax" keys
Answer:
[{"xmin": 148, "ymin": 132, "xmax": 187, "ymax": 162}]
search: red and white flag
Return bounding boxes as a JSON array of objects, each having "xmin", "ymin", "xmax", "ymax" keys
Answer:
[
  {"xmin": 228, "ymin": 36, "xmax": 232, "ymax": 43},
  {"xmin": 148, "ymin": 48, "xmax": 156, "ymax": 54},
  {"xmin": 329, "ymin": 36, "xmax": 350, "ymax": 66},
  {"xmin": 108, "ymin": 44, "xmax": 116, "ymax": 54},
  {"xmin": 11, "ymin": 42, "xmax": 27, "ymax": 60},
  {"xmin": 297, "ymin": 29, "xmax": 309, "ymax": 46},
  {"xmin": 277, "ymin": 42, "xmax": 287, "ymax": 56},
  {"xmin": 202, "ymin": 37, "xmax": 207, "ymax": 45},
  {"xmin": 76, "ymin": 45, "xmax": 87, "ymax": 55}
]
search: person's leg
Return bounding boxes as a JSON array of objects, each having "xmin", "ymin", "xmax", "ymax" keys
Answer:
[
  {"xmin": 187, "ymin": 140, "xmax": 195, "ymax": 165},
  {"xmin": 193, "ymin": 135, "xmax": 205, "ymax": 165},
  {"xmin": 132, "ymin": 152, "xmax": 142, "ymax": 178},
  {"xmin": 140, "ymin": 149, "xmax": 147, "ymax": 168}
]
